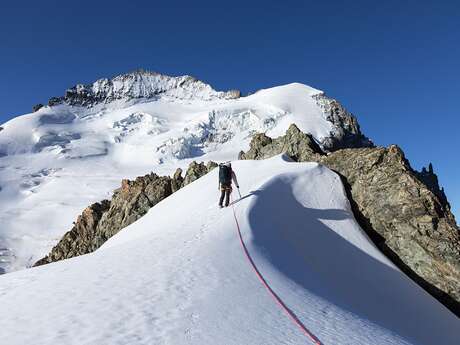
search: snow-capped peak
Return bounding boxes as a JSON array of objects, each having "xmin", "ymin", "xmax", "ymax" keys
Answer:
[
  {"xmin": 0, "ymin": 71, "xmax": 372, "ymax": 273},
  {"xmin": 47, "ymin": 69, "xmax": 241, "ymax": 107}
]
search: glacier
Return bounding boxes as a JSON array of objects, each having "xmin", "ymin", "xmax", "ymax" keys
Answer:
[{"xmin": 0, "ymin": 71, "xmax": 369, "ymax": 272}]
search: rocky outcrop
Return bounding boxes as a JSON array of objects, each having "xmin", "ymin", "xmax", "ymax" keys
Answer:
[
  {"xmin": 34, "ymin": 172, "xmax": 171, "ymax": 266},
  {"xmin": 238, "ymin": 124, "xmax": 323, "ymax": 162},
  {"xmin": 321, "ymin": 147, "xmax": 460, "ymax": 315},
  {"xmin": 182, "ymin": 161, "xmax": 209, "ymax": 186},
  {"xmin": 32, "ymin": 104, "xmax": 44, "ymax": 112},
  {"xmin": 91, "ymin": 174, "xmax": 173, "ymax": 250},
  {"xmin": 313, "ymin": 93, "xmax": 374, "ymax": 151},
  {"xmin": 171, "ymin": 168, "xmax": 184, "ymax": 193},
  {"xmin": 206, "ymin": 161, "xmax": 218, "ymax": 173},
  {"xmin": 48, "ymin": 97, "xmax": 61, "ymax": 107},
  {"xmin": 239, "ymin": 125, "xmax": 460, "ymax": 316},
  {"xmin": 34, "ymin": 201, "xmax": 111, "ymax": 265},
  {"xmin": 225, "ymin": 89, "xmax": 241, "ymax": 99},
  {"xmin": 415, "ymin": 163, "xmax": 449, "ymax": 208},
  {"xmin": 35, "ymin": 160, "xmax": 217, "ymax": 266}
]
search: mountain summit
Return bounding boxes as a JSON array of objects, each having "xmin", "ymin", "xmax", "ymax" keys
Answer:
[{"xmin": 44, "ymin": 70, "xmax": 241, "ymax": 108}]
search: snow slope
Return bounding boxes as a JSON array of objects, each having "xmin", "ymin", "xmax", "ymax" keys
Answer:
[
  {"xmin": 0, "ymin": 77, "xmax": 338, "ymax": 272},
  {"xmin": 0, "ymin": 156, "xmax": 458, "ymax": 345}
]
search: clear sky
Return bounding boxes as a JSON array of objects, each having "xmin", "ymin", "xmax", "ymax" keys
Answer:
[{"xmin": 1, "ymin": 0, "xmax": 459, "ymax": 218}]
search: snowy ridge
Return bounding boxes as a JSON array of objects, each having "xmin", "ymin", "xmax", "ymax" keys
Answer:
[
  {"xmin": 0, "ymin": 74, "xmax": 369, "ymax": 272},
  {"xmin": 48, "ymin": 70, "xmax": 241, "ymax": 107},
  {"xmin": 0, "ymin": 156, "xmax": 458, "ymax": 344}
]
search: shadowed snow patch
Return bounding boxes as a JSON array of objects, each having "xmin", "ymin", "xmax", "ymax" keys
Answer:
[
  {"xmin": 34, "ymin": 132, "xmax": 81, "ymax": 152},
  {"xmin": 39, "ymin": 113, "xmax": 76, "ymax": 125}
]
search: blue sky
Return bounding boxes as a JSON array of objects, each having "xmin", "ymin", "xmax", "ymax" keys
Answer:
[{"xmin": 1, "ymin": 0, "xmax": 459, "ymax": 218}]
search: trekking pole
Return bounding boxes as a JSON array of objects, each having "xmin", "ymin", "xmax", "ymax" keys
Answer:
[{"xmin": 237, "ymin": 187, "xmax": 242, "ymax": 199}]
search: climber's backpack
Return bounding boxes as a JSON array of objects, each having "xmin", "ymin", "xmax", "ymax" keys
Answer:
[{"xmin": 219, "ymin": 164, "xmax": 232, "ymax": 185}]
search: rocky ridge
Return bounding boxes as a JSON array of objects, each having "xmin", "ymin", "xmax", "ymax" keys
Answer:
[
  {"xmin": 313, "ymin": 93, "xmax": 374, "ymax": 151},
  {"xmin": 35, "ymin": 161, "xmax": 217, "ymax": 266},
  {"xmin": 38, "ymin": 69, "xmax": 240, "ymax": 110},
  {"xmin": 240, "ymin": 124, "xmax": 460, "ymax": 316}
]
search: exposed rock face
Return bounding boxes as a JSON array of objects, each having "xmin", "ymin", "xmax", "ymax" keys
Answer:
[
  {"xmin": 415, "ymin": 163, "xmax": 449, "ymax": 208},
  {"xmin": 238, "ymin": 124, "xmax": 323, "ymax": 162},
  {"xmin": 92, "ymin": 174, "xmax": 173, "ymax": 250},
  {"xmin": 240, "ymin": 125, "xmax": 460, "ymax": 316},
  {"xmin": 32, "ymin": 104, "xmax": 44, "ymax": 112},
  {"xmin": 206, "ymin": 161, "xmax": 218, "ymax": 172},
  {"xmin": 171, "ymin": 168, "xmax": 184, "ymax": 193},
  {"xmin": 182, "ymin": 161, "xmax": 209, "ymax": 186},
  {"xmin": 34, "ymin": 201, "xmax": 111, "ymax": 265},
  {"xmin": 313, "ymin": 93, "xmax": 374, "ymax": 151},
  {"xmin": 46, "ymin": 69, "xmax": 240, "ymax": 108},
  {"xmin": 48, "ymin": 97, "xmax": 61, "ymax": 107},
  {"xmin": 35, "ymin": 160, "xmax": 217, "ymax": 266},
  {"xmin": 321, "ymin": 147, "xmax": 460, "ymax": 315},
  {"xmin": 225, "ymin": 89, "xmax": 241, "ymax": 99}
]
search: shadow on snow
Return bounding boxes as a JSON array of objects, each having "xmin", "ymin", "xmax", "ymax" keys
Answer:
[{"xmin": 245, "ymin": 176, "xmax": 458, "ymax": 345}]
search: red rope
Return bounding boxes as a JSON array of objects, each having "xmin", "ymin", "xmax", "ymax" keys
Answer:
[{"xmin": 231, "ymin": 196, "xmax": 322, "ymax": 345}]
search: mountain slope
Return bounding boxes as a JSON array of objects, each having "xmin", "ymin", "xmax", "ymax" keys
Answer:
[
  {"xmin": 0, "ymin": 72, "xmax": 370, "ymax": 272},
  {"xmin": 0, "ymin": 156, "xmax": 458, "ymax": 345}
]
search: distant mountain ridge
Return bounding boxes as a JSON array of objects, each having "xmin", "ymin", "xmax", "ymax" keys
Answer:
[{"xmin": 35, "ymin": 69, "xmax": 241, "ymax": 111}]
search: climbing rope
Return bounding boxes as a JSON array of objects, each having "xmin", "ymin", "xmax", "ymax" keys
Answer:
[{"xmin": 230, "ymin": 194, "xmax": 322, "ymax": 344}]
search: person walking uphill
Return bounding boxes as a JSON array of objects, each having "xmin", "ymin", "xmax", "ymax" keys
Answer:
[{"xmin": 218, "ymin": 162, "xmax": 239, "ymax": 208}]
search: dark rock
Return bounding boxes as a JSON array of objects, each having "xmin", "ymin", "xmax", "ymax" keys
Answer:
[
  {"xmin": 415, "ymin": 163, "xmax": 449, "ymax": 208},
  {"xmin": 48, "ymin": 97, "xmax": 63, "ymax": 107},
  {"xmin": 64, "ymin": 84, "xmax": 98, "ymax": 106},
  {"xmin": 32, "ymin": 104, "xmax": 44, "ymax": 112},
  {"xmin": 239, "ymin": 127, "xmax": 460, "ymax": 316}
]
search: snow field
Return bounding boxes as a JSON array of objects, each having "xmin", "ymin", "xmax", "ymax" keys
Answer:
[
  {"xmin": 1, "ymin": 156, "xmax": 458, "ymax": 345},
  {"xmin": 0, "ymin": 82, "xmax": 333, "ymax": 272}
]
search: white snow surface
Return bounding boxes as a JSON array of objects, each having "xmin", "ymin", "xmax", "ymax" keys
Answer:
[
  {"xmin": 0, "ymin": 156, "xmax": 458, "ymax": 345},
  {"xmin": 0, "ymin": 80, "xmax": 333, "ymax": 272}
]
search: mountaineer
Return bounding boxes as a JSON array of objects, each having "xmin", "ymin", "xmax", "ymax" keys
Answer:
[{"xmin": 218, "ymin": 162, "xmax": 239, "ymax": 208}]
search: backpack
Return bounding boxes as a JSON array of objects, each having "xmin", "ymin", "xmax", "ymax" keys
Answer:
[{"xmin": 219, "ymin": 164, "xmax": 232, "ymax": 185}]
